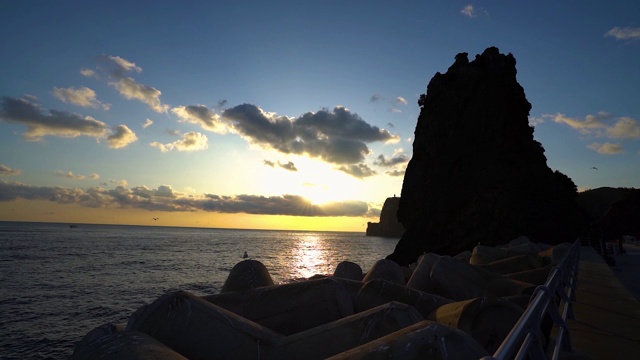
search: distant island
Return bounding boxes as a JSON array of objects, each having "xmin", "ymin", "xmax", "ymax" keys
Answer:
[{"xmin": 366, "ymin": 196, "xmax": 405, "ymax": 238}]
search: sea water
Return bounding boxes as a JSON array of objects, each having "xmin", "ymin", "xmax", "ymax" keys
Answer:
[{"xmin": 0, "ymin": 221, "xmax": 398, "ymax": 359}]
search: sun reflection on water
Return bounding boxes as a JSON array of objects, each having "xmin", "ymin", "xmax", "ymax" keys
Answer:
[{"xmin": 291, "ymin": 234, "xmax": 333, "ymax": 279}]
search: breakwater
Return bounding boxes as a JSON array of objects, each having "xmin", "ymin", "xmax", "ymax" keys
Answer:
[{"xmin": 71, "ymin": 237, "xmax": 574, "ymax": 359}]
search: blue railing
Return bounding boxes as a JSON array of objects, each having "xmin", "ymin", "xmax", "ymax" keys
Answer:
[{"xmin": 480, "ymin": 239, "xmax": 581, "ymax": 360}]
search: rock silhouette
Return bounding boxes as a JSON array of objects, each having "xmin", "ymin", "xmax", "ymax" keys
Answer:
[
  {"xmin": 388, "ymin": 47, "xmax": 588, "ymax": 265},
  {"xmin": 366, "ymin": 196, "xmax": 405, "ymax": 238}
]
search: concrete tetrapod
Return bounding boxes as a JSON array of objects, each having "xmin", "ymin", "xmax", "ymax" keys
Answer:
[
  {"xmin": 203, "ymin": 277, "xmax": 357, "ymax": 335},
  {"xmin": 476, "ymin": 253, "xmax": 542, "ymax": 275},
  {"xmin": 221, "ymin": 259, "xmax": 274, "ymax": 293},
  {"xmin": 70, "ymin": 331, "xmax": 188, "ymax": 360},
  {"xmin": 355, "ymin": 279, "xmax": 452, "ymax": 318},
  {"xmin": 126, "ymin": 290, "xmax": 283, "ymax": 360},
  {"xmin": 325, "ymin": 320, "xmax": 489, "ymax": 359},
  {"xmin": 270, "ymin": 302, "xmax": 423, "ymax": 360},
  {"xmin": 333, "ymin": 261, "xmax": 363, "ymax": 281},
  {"xmin": 361, "ymin": 259, "xmax": 405, "ymax": 285},
  {"xmin": 427, "ymin": 297, "xmax": 524, "ymax": 354},
  {"xmin": 413, "ymin": 254, "xmax": 534, "ymax": 300}
]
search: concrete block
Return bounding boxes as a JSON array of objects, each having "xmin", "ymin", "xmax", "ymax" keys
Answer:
[
  {"xmin": 325, "ymin": 320, "xmax": 489, "ymax": 359},
  {"xmin": 221, "ymin": 259, "xmax": 274, "ymax": 293},
  {"xmin": 127, "ymin": 290, "xmax": 283, "ymax": 360},
  {"xmin": 361, "ymin": 259, "xmax": 405, "ymax": 285},
  {"xmin": 355, "ymin": 279, "xmax": 452, "ymax": 318},
  {"xmin": 270, "ymin": 302, "xmax": 423, "ymax": 360},
  {"xmin": 428, "ymin": 297, "xmax": 524, "ymax": 354},
  {"xmin": 70, "ymin": 331, "xmax": 188, "ymax": 360},
  {"xmin": 203, "ymin": 277, "xmax": 355, "ymax": 335}
]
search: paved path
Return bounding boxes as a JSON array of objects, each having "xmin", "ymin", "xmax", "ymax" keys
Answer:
[{"xmin": 566, "ymin": 246, "xmax": 640, "ymax": 359}]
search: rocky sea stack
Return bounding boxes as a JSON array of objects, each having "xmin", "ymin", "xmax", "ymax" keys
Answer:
[
  {"xmin": 388, "ymin": 47, "xmax": 588, "ymax": 265},
  {"xmin": 366, "ymin": 196, "xmax": 405, "ymax": 238}
]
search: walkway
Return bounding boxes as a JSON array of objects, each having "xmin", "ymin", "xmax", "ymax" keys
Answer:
[{"xmin": 567, "ymin": 245, "xmax": 640, "ymax": 359}]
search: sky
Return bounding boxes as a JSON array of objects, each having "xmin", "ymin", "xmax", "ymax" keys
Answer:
[{"xmin": 0, "ymin": 1, "xmax": 639, "ymax": 232}]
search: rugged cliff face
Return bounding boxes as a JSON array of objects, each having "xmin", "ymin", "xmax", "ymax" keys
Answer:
[
  {"xmin": 366, "ymin": 197, "xmax": 405, "ymax": 238},
  {"xmin": 387, "ymin": 47, "xmax": 588, "ymax": 266}
]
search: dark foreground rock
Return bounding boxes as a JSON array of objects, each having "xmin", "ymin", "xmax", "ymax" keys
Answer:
[
  {"xmin": 366, "ymin": 196, "xmax": 405, "ymax": 238},
  {"xmin": 73, "ymin": 237, "xmax": 577, "ymax": 359},
  {"xmin": 389, "ymin": 47, "xmax": 588, "ymax": 265}
]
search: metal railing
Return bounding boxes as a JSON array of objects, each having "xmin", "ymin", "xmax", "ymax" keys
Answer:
[{"xmin": 480, "ymin": 239, "xmax": 581, "ymax": 360}]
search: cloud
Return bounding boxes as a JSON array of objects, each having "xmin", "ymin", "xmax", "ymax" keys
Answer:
[
  {"xmin": 373, "ymin": 153, "xmax": 410, "ymax": 167},
  {"xmin": 90, "ymin": 55, "xmax": 169, "ymax": 113},
  {"xmin": 143, "ymin": 118, "xmax": 154, "ymax": 129},
  {"xmin": 0, "ymin": 181, "xmax": 370, "ymax": 216},
  {"xmin": 150, "ymin": 131, "xmax": 208, "ymax": 152},
  {"xmin": 587, "ymin": 142, "xmax": 623, "ymax": 155},
  {"xmin": 396, "ymin": 97, "xmax": 408, "ymax": 105},
  {"xmin": 53, "ymin": 86, "xmax": 110, "ymax": 110},
  {"xmin": 552, "ymin": 112, "xmax": 640, "ymax": 139},
  {"xmin": 336, "ymin": 163, "xmax": 377, "ymax": 179},
  {"xmin": 263, "ymin": 160, "xmax": 275, "ymax": 167},
  {"xmin": 172, "ymin": 105, "xmax": 228, "ymax": 133},
  {"xmin": 111, "ymin": 77, "xmax": 169, "ymax": 113},
  {"xmin": 0, "ymin": 96, "xmax": 133, "ymax": 144},
  {"xmin": 106, "ymin": 55, "xmax": 142, "ymax": 74},
  {"xmin": 56, "ymin": 171, "xmax": 86, "ymax": 180},
  {"xmin": 605, "ymin": 27, "xmax": 640, "ymax": 40},
  {"xmin": 0, "ymin": 165, "xmax": 21, "ymax": 176},
  {"xmin": 107, "ymin": 125, "xmax": 138, "ymax": 149},
  {"xmin": 385, "ymin": 169, "xmax": 405, "ymax": 177},
  {"xmin": 461, "ymin": 4, "xmax": 476, "ymax": 17},
  {"xmin": 370, "ymin": 94, "xmax": 382, "ymax": 103},
  {"xmin": 80, "ymin": 68, "xmax": 96, "ymax": 78},
  {"xmin": 278, "ymin": 161, "xmax": 298, "ymax": 172},
  {"xmin": 528, "ymin": 116, "xmax": 546, "ymax": 127},
  {"xmin": 222, "ymin": 104, "xmax": 399, "ymax": 164}
]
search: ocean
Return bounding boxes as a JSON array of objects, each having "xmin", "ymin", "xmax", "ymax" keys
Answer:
[{"xmin": 0, "ymin": 221, "xmax": 398, "ymax": 360}]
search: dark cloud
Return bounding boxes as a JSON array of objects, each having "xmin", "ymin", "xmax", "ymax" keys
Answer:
[
  {"xmin": 0, "ymin": 181, "xmax": 370, "ymax": 217},
  {"xmin": 0, "ymin": 165, "xmax": 22, "ymax": 176},
  {"xmin": 278, "ymin": 161, "xmax": 298, "ymax": 171},
  {"xmin": 385, "ymin": 169, "xmax": 406, "ymax": 177},
  {"xmin": 263, "ymin": 160, "xmax": 275, "ymax": 167},
  {"xmin": 222, "ymin": 104, "xmax": 399, "ymax": 164},
  {"xmin": 370, "ymin": 94, "xmax": 382, "ymax": 103},
  {"xmin": 0, "ymin": 96, "xmax": 133, "ymax": 147},
  {"xmin": 336, "ymin": 163, "xmax": 377, "ymax": 179},
  {"xmin": 373, "ymin": 153, "xmax": 410, "ymax": 167}
]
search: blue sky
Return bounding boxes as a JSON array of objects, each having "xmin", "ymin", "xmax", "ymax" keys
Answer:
[{"xmin": 1, "ymin": 1, "xmax": 638, "ymax": 230}]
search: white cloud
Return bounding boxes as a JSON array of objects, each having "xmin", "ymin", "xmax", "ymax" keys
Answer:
[
  {"xmin": 151, "ymin": 131, "xmax": 208, "ymax": 152},
  {"xmin": 56, "ymin": 171, "xmax": 86, "ymax": 180},
  {"xmin": 587, "ymin": 142, "xmax": 623, "ymax": 155},
  {"xmin": 605, "ymin": 27, "xmax": 640, "ymax": 40},
  {"xmin": 461, "ymin": 4, "xmax": 476, "ymax": 18},
  {"xmin": 172, "ymin": 105, "xmax": 228, "ymax": 133},
  {"xmin": 107, "ymin": 125, "xmax": 138, "ymax": 149},
  {"xmin": 80, "ymin": 68, "xmax": 96, "ymax": 78},
  {"xmin": 106, "ymin": 55, "xmax": 142, "ymax": 74},
  {"xmin": 396, "ymin": 96, "xmax": 408, "ymax": 105},
  {"xmin": 552, "ymin": 112, "xmax": 640, "ymax": 139},
  {"xmin": 143, "ymin": 118, "xmax": 154, "ymax": 129},
  {"xmin": 53, "ymin": 86, "xmax": 109, "ymax": 110},
  {"xmin": 111, "ymin": 77, "xmax": 169, "ymax": 113}
]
